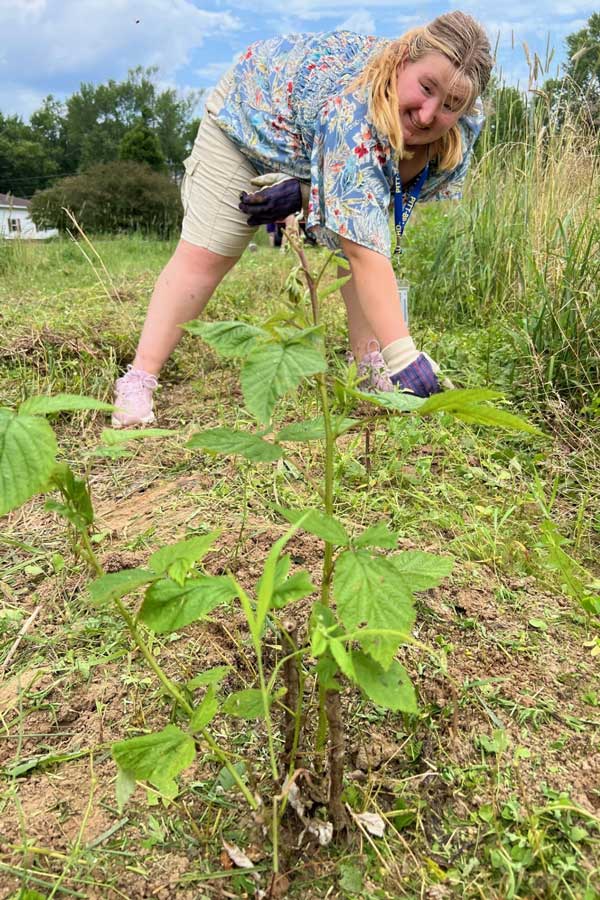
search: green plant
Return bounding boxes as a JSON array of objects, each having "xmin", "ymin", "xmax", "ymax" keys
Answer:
[{"xmin": 0, "ymin": 237, "xmax": 542, "ymax": 885}]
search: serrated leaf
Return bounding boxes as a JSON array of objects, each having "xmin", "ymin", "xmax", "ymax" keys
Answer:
[
  {"xmin": 187, "ymin": 427, "xmax": 283, "ymax": 462},
  {"xmin": 149, "ymin": 532, "xmax": 220, "ymax": 581},
  {"xmin": 184, "ymin": 320, "xmax": 266, "ymax": 357},
  {"xmin": 89, "ymin": 569, "xmax": 158, "ymax": 605},
  {"xmin": 350, "ymin": 651, "xmax": 417, "ymax": 712},
  {"xmin": 275, "ymin": 416, "xmax": 357, "ymax": 442},
  {"xmin": 190, "ymin": 686, "xmax": 218, "ymax": 732},
  {"xmin": 222, "ymin": 688, "xmax": 270, "ymax": 719},
  {"xmin": 19, "ymin": 394, "xmax": 114, "ymax": 416},
  {"xmin": 315, "ymin": 654, "xmax": 341, "ymax": 690},
  {"xmin": 419, "ymin": 388, "xmax": 504, "ymax": 414},
  {"xmin": 187, "ymin": 666, "xmax": 231, "ymax": 690},
  {"xmin": 139, "ymin": 575, "xmax": 236, "ymax": 634},
  {"xmin": 367, "ymin": 390, "xmax": 426, "ymax": 412},
  {"xmin": 276, "ymin": 506, "xmax": 350, "ymax": 546},
  {"xmin": 388, "ymin": 551, "xmax": 453, "ymax": 592},
  {"xmin": 334, "ymin": 550, "xmax": 416, "ymax": 668},
  {"xmin": 276, "ymin": 418, "xmax": 327, "ymax": 442},
  {"xmin": 452, "ymin": 404, "xmax": 542, "ymax": 435},
  {"xmin": 112, "ymin": 724, "xmax": 195, "ymax": 800},
  {"xmin": 0, "ymin": 408, "xmax": 57, "ymax": 517},
  {"xmin": 355, "ymin": 522, "xmax": 399, "ymax": 550},
  {"xmin": 241, "ymin": 341, "xmax": 327, "ymax": 423},
  {"xmin": 272, "ymin": 570, "xmax": 315, "ymax": 608},
  {"xmin": 101, "ymin": 427, "xmax": 174, "ymax": 445}
]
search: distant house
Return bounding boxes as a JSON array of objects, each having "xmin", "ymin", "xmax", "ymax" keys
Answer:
[{"xmin": 0, "ymin": 192, "xmax": 58, "ymax": 240}]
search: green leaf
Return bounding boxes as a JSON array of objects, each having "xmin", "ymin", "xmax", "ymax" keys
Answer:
[
  {"xmin": 187, "ymin": 666, "xmax": 231, "ymax": 690},
  {"xmin": 329, "ymin": 638, "xmax": 356, "ymax": 680},
  {"xmin": 317, "ymin": 274, "xmax": 351, "ymax": 299},
  {"xmin": 365, "ymin": 390, "xmax": 425, "ymax": 412},
  {"xmin": 116, "ymin": 767, "xmax": 136, "ymax": 812},
  {"xmin": 89, "ymin": 569, "xmax": 158, "ymax": 605},
  {"xmin": 275, "ymin": 416, "xmax": 357, "ymax": 442},
  {"xmin": 187, "ymin": 427, "xmax": 283, "ymax": 462},
  {"xmin": 139, "ymin": 575, "xmax": 236, "ymax": 634},
  {"xmin": 418, "ymin": 389, "xmax": 542, "ymax": 435},
  {"xmin": 0, "ymin": 408, "xmax": 57, "ymax": 517},
  {"xmin": 242, "ymin": 340, "xmax": 327, "ymax": 423},
  {"xmin": 350, "ymin": 651, "xmax": 417, "ymax": 712},
  {"xmin": 47, "ymin": 463, "xmax": 94, "ymax": 529},
  {"xmin": 388, "ymin": 551, "xmax": 454, "ymax": 592},
  {"xmin": 256, "ymin": 553, "xmax": 315, "ymax": 608},
  {"xmin": 272, "ymin": 570, "xmax": 315, "ymax": 608},
  {"xmin": 355, "ymin": 522, "xmax": 399, "ymax": 550},
  {"xmin": 222, "ymin": 688, "xmax": 270, "ymax": 719},
  {"xmin": 18, "ymin": 394, "xmax": 114, "ymax": 416},
  {"xmin": 190, "ymin": 686, "xmax": 218, "ymax": 732},
  {"xmin": 334, "ymin": 550, "xmax": 416, "ymax": 668},
  {"xmin": 112, "ymin": 724, "xmax": 196, "ymax": 800},
  {"xmin": 149, "ymin": 532, "xmax": 220, "ymax": 583},
  {"xmin": 184, "ymin": 320, "xmax": 266, "ymax": 358},
  {"xmin": 419, "ymin": 388, "xmax": 504, "ymax": 414},
  {"xmin": 315, "ymin": 655, "xmax": 341, "ymax": 690},
  {"xmin": 276, "ymin": 506, "xmax": 350, "ymax": 546},
  {"xmin": 476, "ymin": 729, "xmax": 509, "ymax": 754},
  {"xmin": 453, "ymin": 404, "xmax": 541, "ymax": 434},
  {"xmin": 101, "ymin": 427, "xmax": 174, "ymax": 445},
  {"xmin": 275, "ymin": 417, "xmax": 328, "ymax": 442}
]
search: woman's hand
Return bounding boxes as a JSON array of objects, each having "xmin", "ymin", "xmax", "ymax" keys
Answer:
[{"xmin": 239, "ymin": 174, "xmax": 303, "ymax": 225}]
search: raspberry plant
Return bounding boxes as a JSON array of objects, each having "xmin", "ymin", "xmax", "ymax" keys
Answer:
[{"xmin": 0, "ymin": 239, "xmax": 540, "ymax": 877}]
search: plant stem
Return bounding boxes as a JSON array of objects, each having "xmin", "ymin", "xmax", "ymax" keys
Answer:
[{"xmin": 325, "ymin": 688, "xmax": 348, "ymax": 831}]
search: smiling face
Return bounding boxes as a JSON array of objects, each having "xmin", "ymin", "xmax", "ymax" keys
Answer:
[{"xmin": 396, "ymin": 51, "xmax": 470, "ymax": 148}]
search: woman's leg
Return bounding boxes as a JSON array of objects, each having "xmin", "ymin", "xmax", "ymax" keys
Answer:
[
  {"xmin": 340, "ymin": 266, "xmax": 376, "ymax": 359},
  {"xmin": 133, "ymin": 239, "xmax": 239, "ymax": 375}
]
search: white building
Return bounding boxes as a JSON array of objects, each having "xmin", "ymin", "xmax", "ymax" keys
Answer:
[{"xmin": 0, "ymin": 192, "xmax": 58, "ymax": 239}]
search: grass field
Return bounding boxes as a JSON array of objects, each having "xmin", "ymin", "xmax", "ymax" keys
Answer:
[{"xmin": 0, "ymin": 197, "xmax": 598, "ymax": 900}]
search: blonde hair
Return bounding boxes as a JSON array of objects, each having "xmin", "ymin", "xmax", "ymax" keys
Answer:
[{"xmin": 353, "ymin": 12, "xmax": 493, "ymax": 170}]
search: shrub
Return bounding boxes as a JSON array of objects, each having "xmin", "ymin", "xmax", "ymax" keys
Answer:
[{"xmin": 29, "ymin": 160, "xmax": 182, "ymax": 237}]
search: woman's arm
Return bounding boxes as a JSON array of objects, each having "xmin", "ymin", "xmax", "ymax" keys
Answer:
[{"xmin": 339, "ymin": 237, "xmax": 410, "ymax": 353}]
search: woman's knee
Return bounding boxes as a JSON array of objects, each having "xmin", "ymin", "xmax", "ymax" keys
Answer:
[{"xmin": 172, "ymin": 239, "xmax": 240, "ymax": 280}]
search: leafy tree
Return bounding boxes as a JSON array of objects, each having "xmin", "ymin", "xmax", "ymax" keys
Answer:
[
  {"xmin": 120, "ymin": 111, "xmax": 166, "ymax": 171},
  {"xmin": 29, "ymin": 160, "xmax": 182, "ymax": 237},
  {"xmin": 0, "ymin": 113, "xmax": 60, "ymax": 196},
  {"xmin": 63, "ymin": 66, "xmax": 202, "ymax": 173}
]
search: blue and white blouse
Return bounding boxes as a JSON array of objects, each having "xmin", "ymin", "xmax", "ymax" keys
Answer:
[{"xmin": 213, "ymin": 31, "xmax": 484, "ymax": 255}]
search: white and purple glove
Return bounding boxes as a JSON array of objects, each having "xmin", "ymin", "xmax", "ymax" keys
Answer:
[{"xmin": 239, "ymin": 173, "xmax": 308, "ymax": 225}]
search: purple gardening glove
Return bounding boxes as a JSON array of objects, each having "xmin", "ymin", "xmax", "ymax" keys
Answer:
[
  {"xmin": 390, "ymin": 354, "xmax": 443, "ymax": 397},
  {"xmin": 239, "ymin": 173, "xmax": 303, "ymax": 226}
]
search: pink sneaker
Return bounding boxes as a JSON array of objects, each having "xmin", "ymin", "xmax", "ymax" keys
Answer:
[
  {"xmin": 112, "ymin": 366, "xmax": 159, "ymax": 428},
  {"xmin": 347, "ymin": 342, "xmax": 393, "ymax": 393}
]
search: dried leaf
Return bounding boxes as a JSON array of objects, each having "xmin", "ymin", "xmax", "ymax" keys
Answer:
[
  {"xmin": 355, "ymin": 811, "xmax": 386, "ymax": 837},
  {"xmin": 222, "ymin": 840, "xmax": 255, "ymax": 870}
]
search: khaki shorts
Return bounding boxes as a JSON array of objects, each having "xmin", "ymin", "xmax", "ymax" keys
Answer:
[{"xmin": 181, "ymin": 73, "xmax": 259, "ymax": 257}]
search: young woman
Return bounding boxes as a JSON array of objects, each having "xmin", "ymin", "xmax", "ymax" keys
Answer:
[{"xmin": 113, "ymin": 12, "xmax": 492, "ymax": 426}]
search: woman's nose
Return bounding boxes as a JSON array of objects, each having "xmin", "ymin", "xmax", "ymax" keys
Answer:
[{"xmin": 418, "ymin": 97, "xmax": 439, "ymax": 126}]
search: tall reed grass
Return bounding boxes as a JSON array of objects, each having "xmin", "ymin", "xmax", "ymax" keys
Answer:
[{"xmin": 408, "ymin": 76, "xmax": 599, "ymax": 412}]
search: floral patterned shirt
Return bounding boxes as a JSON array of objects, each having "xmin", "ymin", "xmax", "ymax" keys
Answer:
[{"xmin": 213, "ymin": 31, "xmax": 484, "ymax": 256}]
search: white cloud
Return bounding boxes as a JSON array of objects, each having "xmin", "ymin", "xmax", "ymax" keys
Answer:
[
  {"xmin": 337, "ymin": 10, "xmax": 376, "ymax": 34},
  {"xmin": 0, "ymin": 0, "xmax": 241, "ymax": 115}
]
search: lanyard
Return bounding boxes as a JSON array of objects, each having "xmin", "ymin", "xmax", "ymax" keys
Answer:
[{"xmin": 393, "ymin": 163, "xmax": 429, "ymax": 266}]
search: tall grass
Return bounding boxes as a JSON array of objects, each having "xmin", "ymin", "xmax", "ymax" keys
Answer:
[{"xmin": 407, "ymin": 78, "xmax": 599, "ymax": 412}]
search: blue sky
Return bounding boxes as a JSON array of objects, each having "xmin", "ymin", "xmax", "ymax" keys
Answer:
[{"xmin": 1, "ymin": 0, "xmax": 595, "ymax": 121}]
